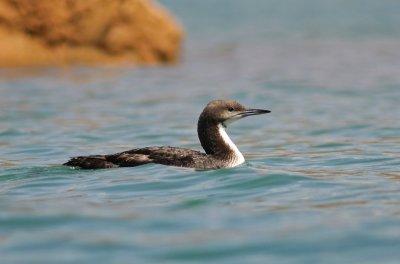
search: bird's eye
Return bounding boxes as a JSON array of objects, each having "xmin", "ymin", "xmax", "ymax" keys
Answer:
[{"xmin": 228, "ymin": 107, "xmax": 234, "ymax": 112}]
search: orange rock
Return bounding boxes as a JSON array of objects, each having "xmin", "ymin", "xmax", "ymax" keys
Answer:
[{"xmin": 0, "ymin": 0, "xmax": 183, "ymax": 67}]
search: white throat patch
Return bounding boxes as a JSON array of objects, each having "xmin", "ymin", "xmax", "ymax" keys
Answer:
[{"xmin": 217, "ymin": 124, "xmax": 245, "ymax": 167}]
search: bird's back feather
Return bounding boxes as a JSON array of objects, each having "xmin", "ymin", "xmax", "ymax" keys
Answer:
[{"xmin": 64, "ymin": 146, "xmax": 210, "ymax": 169}]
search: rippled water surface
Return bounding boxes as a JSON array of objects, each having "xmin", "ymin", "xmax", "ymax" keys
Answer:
[{"xmin": 1, "ymin": 1, "xmax": 400, "ymax": 263}]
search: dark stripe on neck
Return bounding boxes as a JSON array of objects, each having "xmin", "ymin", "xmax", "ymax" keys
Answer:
[{"xmin": 197, "ymin": 117, "xmax": 236, "ymax": 158}]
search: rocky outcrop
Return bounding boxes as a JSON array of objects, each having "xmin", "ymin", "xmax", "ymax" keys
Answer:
[{"xmin": 0, "ymin": 0, "xmax": 183, "ymax": 67}]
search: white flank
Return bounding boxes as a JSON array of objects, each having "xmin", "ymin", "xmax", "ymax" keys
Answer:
[{"xmin": 217, "ymin": 124, "xmax": 245, "ymax": 167}]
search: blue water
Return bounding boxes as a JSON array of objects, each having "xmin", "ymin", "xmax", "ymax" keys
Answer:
[{"xmin": 1, "ymin": 1, "xmax": 400, "ymax": 263}]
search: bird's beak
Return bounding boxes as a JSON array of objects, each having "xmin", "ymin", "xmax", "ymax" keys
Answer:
[
  {"xmin": 239, "ymin": 108, "xmax": 271, "ymax": 117},
  {"xmin": 224, "ymin": 108, "xmax": 270, "ymax": 127}
]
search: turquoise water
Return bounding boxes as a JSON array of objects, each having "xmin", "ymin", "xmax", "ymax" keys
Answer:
[{"xmin": 1, "ymin": 1, "xmax": 400, "ymax": 263}]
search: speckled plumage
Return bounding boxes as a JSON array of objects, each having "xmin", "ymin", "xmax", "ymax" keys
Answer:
[{"xmin": 64, "ymin": 100, "xmax": 270, "ymax": 170}]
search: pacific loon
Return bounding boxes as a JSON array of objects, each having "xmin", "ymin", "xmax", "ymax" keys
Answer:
[{"xmin": 64, "ymin": 100, "xmax": 270, "ymax": 170}]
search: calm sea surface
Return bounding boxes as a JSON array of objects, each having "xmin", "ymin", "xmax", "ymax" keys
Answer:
[{"xmin": 1, "ymin": 1, "xmax": 400, "ymax": 263}]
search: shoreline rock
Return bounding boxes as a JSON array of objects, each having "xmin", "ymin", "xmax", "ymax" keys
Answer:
[{"xmin": 0, "ymin": 0, "xmax": 183, "ymax": 67}]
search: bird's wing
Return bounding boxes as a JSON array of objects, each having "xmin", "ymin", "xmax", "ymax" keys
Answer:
[
  {"xmin": 109, "ymin": 146, "xmax": 206, "ymax": 167},
  {"xmin": 64, "ymin": 147, "xmax": 207, "ymax": 169}
]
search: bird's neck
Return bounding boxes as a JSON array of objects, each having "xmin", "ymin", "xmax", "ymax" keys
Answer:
[{"xmin": 197, "ymin": 119, "xmax": 245, "ymax": 165}]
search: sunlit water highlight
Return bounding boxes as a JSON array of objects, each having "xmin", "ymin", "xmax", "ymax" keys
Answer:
[{"xmin": 1, "ymin": 0, "xmax": 400, "ymax": 263}]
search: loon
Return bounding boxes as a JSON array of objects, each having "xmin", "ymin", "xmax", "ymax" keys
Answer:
[{"xmin": 64, "ymin": 100, "xmax": 270, "ymax": 170}]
